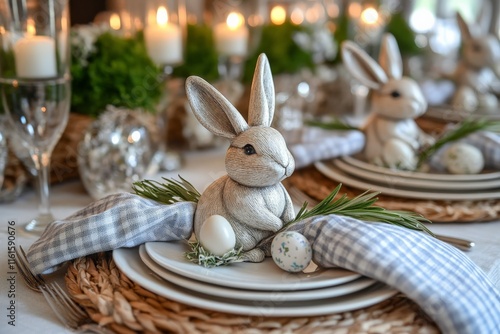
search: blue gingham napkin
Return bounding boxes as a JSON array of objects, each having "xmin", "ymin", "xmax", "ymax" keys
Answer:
[
  {"xmin": 27, "ymin": 193, "xmax": 195, "ymax": 274},
  {"xmin": 288, "ymin": 127, "xmax": 365, "ymax": 168},
  {"xmin": 27, "ymin": 195, "xmax": 500, "ymax": 333},
  {"xmin": 278, "ymin": 215, "xmax": 500, "ymax": 334},
  {"xmin": 429, "ymin": 131, "xmax": 500, "ymax": 171}
]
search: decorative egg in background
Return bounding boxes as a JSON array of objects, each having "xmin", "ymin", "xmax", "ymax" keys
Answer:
[
  {"xmin": 199, "ymin": 215, "xmax": 236, "ymax": 256},
  {"xmin": 443, "ymin": 143, "xmax": 484, "ymax": 175},
  {"xmin": 271, "ymin": 231, "xmax": 312, "ymax": 273}
]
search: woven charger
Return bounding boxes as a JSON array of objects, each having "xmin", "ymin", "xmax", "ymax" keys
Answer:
[
  {"xmin": 288, "ymin": 166, "xmax": 500, "ymax": 223},
  {"xmin": 65, "ymin": 252, "xmax": 438, "ymax": 334}
]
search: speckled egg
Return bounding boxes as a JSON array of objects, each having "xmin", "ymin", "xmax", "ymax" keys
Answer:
[
  {"xmin": 199, "ymin": 215, "xmax": 236, "ymax": 256},
  {"xmin": 443, "ymin": 143, "xmax": 484, "ymax": 174},
  {"xmin": 271, "ymin": 231, "xmax": 312, "ymax": 273}
]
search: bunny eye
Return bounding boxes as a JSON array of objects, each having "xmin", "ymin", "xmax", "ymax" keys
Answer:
[
  {"xmin": 243, "ymin": 144, "xmax": 256, "ymax": 155},
  {"xmin": 390, "ymin": 90, "xmax": 401, "ymax": 98},
  {"xmin": 472, "ymin": 44, "xmax": 482, "ymax": 52}
]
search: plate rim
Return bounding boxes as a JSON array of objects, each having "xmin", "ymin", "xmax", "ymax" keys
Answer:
[
  {"xmin": 315, "ymin": 161, "xmax": 500, "ymax": 201},
  {"xmin": 144, "ymin": 241, "xmax": 362, "ymax": 291},
  {"xmin": 113, "ymin": 247, "xmax": 398, "ymax": 317},
  {"xmin": 334, "ymin": 159, "xmax": 500, "ymax": 191},
  {"xmin": 139, "ymin": 245, "xmax": 376, "ymax": 302},
  {"xmin": 341, "ymin": 156, "xmax": 500, "ymax": 182}
]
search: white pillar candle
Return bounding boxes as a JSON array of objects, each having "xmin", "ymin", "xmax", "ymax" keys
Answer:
[
  {"xmin": 144, "ymin": 6, "xmax": 182, "ymax": 66},
  {"xmin": 214, "ymin": 12, "xmax": 249, "ymax": 57},
  {"xmin": 13, "ymin": 36, "xmax": 57, "ymax": 79}
]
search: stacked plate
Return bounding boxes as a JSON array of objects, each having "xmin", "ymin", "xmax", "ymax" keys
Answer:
[
  {"xmin": 315, "ymin": 156, "xmax": 500, "ymax": 201},
  {"xmin": 112, "ymin": 242, "xmax": 397, "ymax": 317}
]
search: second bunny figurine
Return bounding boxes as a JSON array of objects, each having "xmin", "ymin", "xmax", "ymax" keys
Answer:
[
  {"xmin": 186, "ymin": 54, "xmax": 296, "ymax": 262},
  {"xmin": 342, "ymin": 34, "xmax": 434, "ymax": 170}
]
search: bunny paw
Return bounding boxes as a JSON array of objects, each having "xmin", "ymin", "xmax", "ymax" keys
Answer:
[{"xmin": 241, "ymin": 248, "xmax": 265, "ymax": 263}]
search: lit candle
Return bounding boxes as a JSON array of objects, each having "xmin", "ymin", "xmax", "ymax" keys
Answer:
[
  {"xmin": 144, "ymin": 6, "xmax": 182, "ymax": 66},
  {"xmin": 214, "ymin": 12, "xmax": 249, "ymax": 57},
  {"xmin": 14, "ymin": 34, "xmax": 57, "ymax": 79}
]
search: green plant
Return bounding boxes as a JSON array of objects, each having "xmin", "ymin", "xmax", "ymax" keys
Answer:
[
  {"xmin": 385, "ymin": 12, "xmax": 422, "ymax": 56},
  {"xmin": 243, "ymin": 21, "xmax": 315, "ymax": 82},
  {"xmin": 71, "ymin": 32, "xmax": 163, "ymax": 117},
  {"xmin": 172, "ymin": 24, "xmax": 219, "ymax": 82}
]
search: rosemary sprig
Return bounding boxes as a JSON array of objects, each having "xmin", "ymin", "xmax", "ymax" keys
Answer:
[
  {"xmin": 417, "ymin": 118, "xmax": 500, "ymax": 168},
  {"xmin": 132, "ymin": 176, "xmax": 201, "ymax": 204},
  {"xmin": 289, "ymin": 184, "xmax": 433, "ymax": 236},
  {"xmin": 306, "ymin": 119, "xmax": 360, "ymax": 131},
  {"xmin": 185, "ymin": 241, "xmax": 243, "ymax": 267}
]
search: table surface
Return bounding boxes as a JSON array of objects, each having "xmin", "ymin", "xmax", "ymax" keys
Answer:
[{"xmin": 1, "ymin": 147, "xmax": 499, "ymax": 334}]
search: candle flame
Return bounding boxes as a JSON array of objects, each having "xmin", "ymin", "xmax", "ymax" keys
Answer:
[
  {"xmin": 157, "ymin": 6, "xmax": 169, "ymax": 26},
  {"xmin": 110, "ymin": 13, "xmax": 121, "ymax": 30},
  {"xmin": 360, "ymin": 7, "xmax": 379, "ymax": 25},
  {"xmin": 27, "ymin": 18, "xmax": 36, "ymax": 35},
  {"xmin": 226, "ymin": 12, "xmax": 244, "ymax": 30},
  {"xmin": 291, "ymin": 8, "xmax": 304, "ymax": 25},
  {"xmin": 270, "ymin": 6, "xmax": 286, "ymax": 25}
]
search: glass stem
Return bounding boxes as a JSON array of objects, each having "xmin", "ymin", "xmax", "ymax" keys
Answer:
[{"xmin": 35, "ymin": 151, "xmax": 51, "ymax": 216}]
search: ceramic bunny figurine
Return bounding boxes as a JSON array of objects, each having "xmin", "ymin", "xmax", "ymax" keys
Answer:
[
  {"xmin": 185, "ymin": 54, "xmax": 295, "ymax": 262},
  {"xmin": 342, "ymin": 34, "xmax": 433, "ymax": 170},
  {"xmin": 451, "ymin": 8, "xmax": 500, "ymax": 111}
]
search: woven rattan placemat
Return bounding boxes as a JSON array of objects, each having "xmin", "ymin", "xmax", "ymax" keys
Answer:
[
  {"xmin": 287, "ymin": 166, "xmax": 500, "ymax": 223},
  {"xmin": 65, "ymin": 253, "xmax": 438, "ymax": 334}
]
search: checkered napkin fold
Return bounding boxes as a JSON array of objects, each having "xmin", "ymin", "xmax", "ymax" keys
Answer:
[
  {"xmin": 28, "ymin": 193, "xmax": 499, "ymax": 333},
  {"xmin": 287, "ymin": 127, "xmax": 365, "ymax": 168}
]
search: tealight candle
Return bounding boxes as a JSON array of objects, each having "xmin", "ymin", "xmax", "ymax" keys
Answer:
[
  {"xmin": 214, "ymin": 12, "xmax": 249, "ymax": 57},
  {"xmin": 144, "ymin": 6, "xmax": 182, "ymax": 66},
  {"xmin": 13, "ymin": 36, "xmax": 57, "ymax": 79}
]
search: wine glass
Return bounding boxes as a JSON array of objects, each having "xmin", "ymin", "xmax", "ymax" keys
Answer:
[
  {"xmin": 0, "ymin": 0, "xmax": 71, "ymax": 235},
  {"xmin": 143, "ymin": 0, "xmax": 185, "ymax": 171}
]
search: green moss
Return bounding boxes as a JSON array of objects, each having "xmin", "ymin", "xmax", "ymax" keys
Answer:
[
  {"xmin": 172, "ymin": 24, "xmax": 219, "ymax": 82},
  {"xmin": 243, "ymin": 21, "xmax": 315, "ymax": 82},
  {"xmin": 71, "ymin": 32, "xmax": 163, "ymax": 117},
  {"xmin": 385, "ymin": 12, "xmax": 422, "ymax": 56}
]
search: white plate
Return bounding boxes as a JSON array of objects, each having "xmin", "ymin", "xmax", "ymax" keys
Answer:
[
  {"xmin": 334, "ymin": 159, "xmax": 500, "ymax": 191},
  {"xmin": 315, "ymin": 161, "xmax": 500, "ymax": 201},
  {"xmin": 425, "ymin": 106, "xmax": 500, "ymax": 122},
  {"xmin": 145, "ymin": 241, "xmax": 361, "ymax": 291},
  {"xmin": 342, "ymin": 156, "xmax": 500, "ymax": 182},
  {"xmin": 114, "ymin": 247, "xmax": 397, "ymax": 317},
  {"xmin": 139, "ymin": 245, "xmax": 376, "ymax": 302}
]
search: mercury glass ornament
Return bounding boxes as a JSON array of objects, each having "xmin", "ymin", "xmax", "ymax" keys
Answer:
[{"xmin": 78, "ymin": 106, "xmax": 159, "ymax": 199}]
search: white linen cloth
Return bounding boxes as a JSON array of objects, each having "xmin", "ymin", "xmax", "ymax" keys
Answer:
[{"xmin": 27, "ymin": 195, "xmax": 500, "ymax": 333}]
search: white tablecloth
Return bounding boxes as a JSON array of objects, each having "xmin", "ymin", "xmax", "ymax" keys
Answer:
[{"xmin": 1, "ymin": 148, "xmax": 499, "ymax": 334}]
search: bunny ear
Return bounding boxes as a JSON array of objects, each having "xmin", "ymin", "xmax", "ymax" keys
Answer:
[
  {"xmin": 248, "ymin": 54, "xmax": 275, "ymax": 127},
  {"xmin": 476, "ymin": 1, "xmax": 492, "ymax": 35},
  {"xmin": 457, "ymin": 12, "xmax": 473, "ymax": 42},
  {"xmin": 185, "ymin": 76, "xmax": 248, "ymax": 139},
  {"xmin": 341, "ymin": 41, "xmax": 388, "ymax": 90},
  {"xmin": 379, "ymin": 34, "xmax": 403, "ymax": 79}
]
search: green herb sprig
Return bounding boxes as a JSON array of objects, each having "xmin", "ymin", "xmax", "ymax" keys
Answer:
[
  {"xmin": 132, "ymin": 176, "xmax": 200, "ymax": 204},
  {"xmin": 185, "ymin": 241, "xmax": 243, "ymax": 268},
  {"xmin": 417, "ymin": 119, "xmax": 500, "ymax": 168},
  {"xmin": 290, "ymin": 184, "xmax": 432, "ymax": 235}
]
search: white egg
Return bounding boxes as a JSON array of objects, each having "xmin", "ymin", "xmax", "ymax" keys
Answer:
[
  {"xmin": 199, "ymin": 215, "xmax": 236, "ymax": 256},
  {"xmin": 382, "ymin": 140, "xmax": 416, "ymax": 170},
  {"xmin": 478, "ymin": 93, "xmax": 498, "ymax": 111},
  {"xmin": 452, "ymin": 86, "xmax": 478, "ymax": 112},
  {"xmin": 271, "ymin": 231, "xmax": 312, "ymax": 273},
  {"xmin": 443, "ymin": 143, "xmax": 484, "ymax": 174}
]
